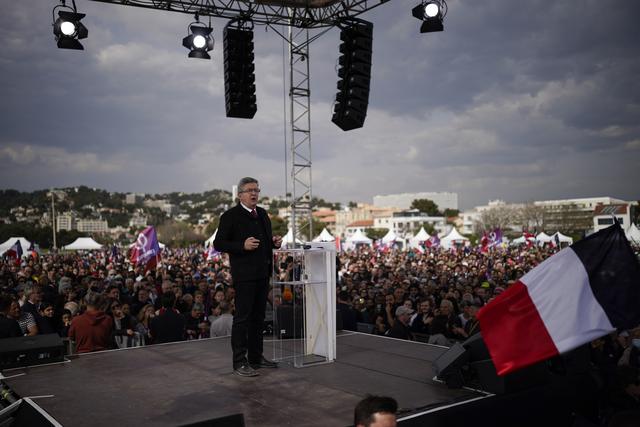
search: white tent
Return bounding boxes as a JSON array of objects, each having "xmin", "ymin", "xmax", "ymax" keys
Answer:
[
  {"xmin": 205, "ymin": 229, "xmax": 217, "ymax": 247},
  {"xmin": 626, "ymin": 223, "xmax": 640, "ymax": 244},
  {"xmin": 409, "ymin": 227, "xmax": 430, "ymax": 250},
  {"xmin": 312, "ymin": 227, "xmax": 335, "ymax": 242},
  {"xmin": 440, "ymin": 227, "xmax": 469, "ymax": 249},
  {"xmin": 381, "ymin": 229, "xmax": 402, "ymax": 244},
  {"xmin": 0, "ymin": 237, "xmax": 32, "ymax": 256},
  {"xmin": 282, "ymin": 228, "xmax": 303, "ymax": 248},
  {"xmin": 536, "ymin": 232, "xmax": 553, "ymax": 244},
  {"xmin": 552, "ymin": 231, "xmax": 574, "ymax": 245},
  {"xmin": 63, "ymin": 237, "xmax": 103, "ymax": 251},
  {"xmin": 344, "ymin": 229, "xmax": 372, "ymax": 250}
]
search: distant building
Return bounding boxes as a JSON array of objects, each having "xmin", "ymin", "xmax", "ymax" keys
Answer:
[
  {"xmin": 76, "ymin": 219, "xmax": 108, "ymax": 233},
  {"xmin": 373, "ymin": 192, "xmax": 458, "ymax": 211},
  {"xmin": 334, "ymin": 203, "xmax": 396, "ymax": 238},
  {"xmin": 125, "ymin": 193, "xmax": 144, "ymax": 205},
  {"xmin": 129, "ymin": 215, "xmax": 148, "ymax": 229},
  {"xmin": 593, "ymin": 204, "xmax": 630, "ymax": 232},
  {"xmin": 57, "ymin": 213, "xmax": 76, "ymax": 232},
  {"xmin": 374, "ymin": 210, "xmax": 447, "ymax": 237},
  {"xmin": 345, "ymin": 219, "xmax": 374, "ymax": 239},
  {"xmin": 535, "ymin": 196, "xmax": 627, "ymax": 234}
]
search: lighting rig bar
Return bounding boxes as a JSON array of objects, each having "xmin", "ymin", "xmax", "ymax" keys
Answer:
[{"xmin": 88, "ymin": 0, "xmax": 392, "ymax": 28}]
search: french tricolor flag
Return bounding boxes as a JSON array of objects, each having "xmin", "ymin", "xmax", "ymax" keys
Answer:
[
  {"xmin": 478, "ymin": 223, "xmax": 640, "ymax": 376},
  {"xmin": 5, "ymin": 241, "xmax": 23, "ymax": 260}
]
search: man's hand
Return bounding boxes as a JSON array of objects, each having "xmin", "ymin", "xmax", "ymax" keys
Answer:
[
  {"xmin": 244, "ymin": 237, "xmax": 260, "ymax": 251},
  {"xmin": 273, "ymin": 235, "xmax": 283, "ymax": 248}
]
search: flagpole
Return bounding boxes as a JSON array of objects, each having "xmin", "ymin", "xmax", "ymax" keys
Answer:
[{"xmin": 50, "ymin": 189, "xmax": 57, "ymax": 251}]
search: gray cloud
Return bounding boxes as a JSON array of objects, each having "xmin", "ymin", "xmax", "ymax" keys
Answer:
[{"xmin": 0, "ymin": 0, "xmax": 638, "ymax": 209}]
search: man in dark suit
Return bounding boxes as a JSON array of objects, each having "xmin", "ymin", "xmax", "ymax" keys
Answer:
[
  {"xmin": 214, "ymin": 177, "xmax": 282, "ymax": 377},
  {"xmin": 149, "ymin": 291, "xmax": 186, "ymax": 344}
]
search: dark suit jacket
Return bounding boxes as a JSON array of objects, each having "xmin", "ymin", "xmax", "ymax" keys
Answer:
[
  {"xmin": 214, "ymin": 203, "xmax": 275, "ymax": 282},
  {"xmin": 149, "ymin": 310, "xmax": 186, "ymax": 344}
]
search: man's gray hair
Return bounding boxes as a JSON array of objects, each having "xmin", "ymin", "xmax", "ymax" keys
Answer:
[{"xmin": 238, "ymin": 177, "xmax": 258, "ymax": 192}]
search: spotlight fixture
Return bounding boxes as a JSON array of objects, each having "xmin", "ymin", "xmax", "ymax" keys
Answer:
[
  {"xmin": 411, "ymin": 0, "xmax": 447, "ymax": 33},
  {"xmin": 182, "ymin": 14, "xmax": 214, "ymax": 60},
  {"xmin": 52, "ymin": 1, "xmax": 88, "ymax": 50}
]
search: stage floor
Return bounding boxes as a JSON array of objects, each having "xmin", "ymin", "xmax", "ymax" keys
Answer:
[{"xmin": 3, "ymin": 332, "xmax": 482, "ymax": 426}]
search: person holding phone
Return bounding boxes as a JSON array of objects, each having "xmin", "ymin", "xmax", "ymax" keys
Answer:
[{"xmin": 214, "ymin": 177, "xmax": 283, "ymax": 377}]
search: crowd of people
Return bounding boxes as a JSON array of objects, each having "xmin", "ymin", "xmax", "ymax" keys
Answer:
[{"xmin": 0, "ymin": 241, "xmax": 638, "ymax": 423}]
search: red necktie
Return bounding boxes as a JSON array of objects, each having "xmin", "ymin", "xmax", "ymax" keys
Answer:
[{"xmin": 251, "ymin": 209, "xmax": 258, "ymax": 219}]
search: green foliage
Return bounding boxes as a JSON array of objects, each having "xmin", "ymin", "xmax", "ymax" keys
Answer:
[
  {"xmin": 411, "ymin": 199, "xmax": 441, "ymax": 216},
  {"xmin": 156, "ymin": 220, "xmax": 204, "ymax": 246},
  {"xmin": 270, "ymin": 216, "xmax": 288, "ymax": 237},
  {"xmin": 419, "ymin": 222, "xmax": 436, "ymax": 235},
  {"xmin": 443, "ymin": 208, "xmax": 459, "ymax": 218},
  {"xmin": 204, "ymin": 217, "xmax": 220, "ymax": 237},
  {"xmin": 367, "ymin": 228, "xmax": 388, "ymax": 240}
]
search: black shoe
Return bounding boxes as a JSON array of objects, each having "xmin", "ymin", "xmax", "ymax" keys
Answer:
[
  {"xmin": 250, "ymin": 356, "xmax": 278, "ymax": 369},
  {"xmin": 233, "ymin": 364, "xmax": 259, "ymax": 377}
]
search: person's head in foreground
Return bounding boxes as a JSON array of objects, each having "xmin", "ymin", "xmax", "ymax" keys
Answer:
[{"xmin": 354, "ymin": 395, "xmax": 398, "ymax": 427}]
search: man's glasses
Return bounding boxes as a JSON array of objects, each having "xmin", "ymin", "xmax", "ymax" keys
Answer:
[{"xmin": 240, "ymin": 188, "xmax": 261, "ymax": 194}]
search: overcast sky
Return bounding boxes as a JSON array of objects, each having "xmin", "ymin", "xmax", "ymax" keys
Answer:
[{"xmin": 1, "ymin": 0, "xmax": 638, "ymax": 209}]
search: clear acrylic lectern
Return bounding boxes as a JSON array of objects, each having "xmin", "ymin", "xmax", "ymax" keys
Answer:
[{"xmin": 271, "ymin": 243, "xmax": 336, "ymax": 367}]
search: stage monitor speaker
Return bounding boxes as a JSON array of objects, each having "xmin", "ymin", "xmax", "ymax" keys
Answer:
[
  {"xmin": 470, "ymin": 356, "xmax": 555, "ymax": 395},
  {"xmin": 0, "ymin": 334, "xmax": 64, "ymax": 370},
  {"xmin": 433, "ymin": 342, "xmax": 469, "ymax": 388},
  {"xmin": 178, "ymin": 413, "xmax": 245, "ymax": 427},
  {"xmin": 461, "ymin": 333, "xmax": 490, "ymax": 361},
  {"xmin": 274, "ymin": 305, "xmax": 303, "ymax": 339}
]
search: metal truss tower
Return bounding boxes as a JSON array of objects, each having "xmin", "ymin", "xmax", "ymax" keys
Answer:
[{"xmin": 286, "ymin": 23, "xmax": 313, "ymax": 243}]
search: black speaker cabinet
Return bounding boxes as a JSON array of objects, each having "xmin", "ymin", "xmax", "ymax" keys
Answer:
[
  {"xmin": 0, "ymin": 334, "xmax": 65, "ymax": 369},
  {"xmin": 178, "ymin": 413, "xmax": 245, "ymax": 427}
]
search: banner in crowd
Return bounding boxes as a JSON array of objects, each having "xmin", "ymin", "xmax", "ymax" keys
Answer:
[
  {"xmin": 130, "ymin": 226, "xmax": 161, "ymax": 269},
  {"xmin": 478, "ymin": 223, "xmax": 640, "ymax": 376},
  {"xmin": 5, "ymin": 241, "xmax": 23, "ymax": 263}
]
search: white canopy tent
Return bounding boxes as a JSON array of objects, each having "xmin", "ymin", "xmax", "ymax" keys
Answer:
[
  {"xmin": 626, "ymin": 223, "xmax": 640, "ymax": 244},
  {"xmin": 312, "ymin": 227, "xmax": 335, "ymax": 242},
  {"xmin": 0, "ymin": 237, "xmax": 32, "ymax": 256},
  {"xmin": 344, "ymin": 229, "xmax": 372, "ymax": 250},
  {"xmin": 205, "ymin": 229, "xmax": 218, "ymax": 247},
  {"xmin": 552, "ymin": 231, "xmax": 574, "ymax": 245},
  {"xmin": 381, "ymin": 229, "xmax": 402, "ymax": 244},
  {"xmin": 281, "ymin": 228, "xmax": 303, "ymax": 248},
  {"xmin": 63, "ymin": 237, "xmax": 103, "ymax": 251},
  {"xmin": 536, "ymin": 232, "xmax": 553, "ymax": 245},
  {"xmin": 440, "ymin": 227, "xmax": 469, "ymax": 249},
  {"xmin": 409, "ymin": 227, "xmax": 430, "ymax": 250}
]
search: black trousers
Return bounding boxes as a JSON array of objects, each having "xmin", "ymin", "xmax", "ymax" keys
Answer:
[{"xmin": 232, "ymin": 278, "xmax": 269, "ymax": 368}]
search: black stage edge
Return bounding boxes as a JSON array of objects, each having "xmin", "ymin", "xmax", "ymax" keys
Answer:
[{"xmin": 2, "ymin": 332, "xmax": 482, "ymax": 426}]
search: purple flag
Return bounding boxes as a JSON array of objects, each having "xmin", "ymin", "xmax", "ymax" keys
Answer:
[
  {"xmin": 130, "ymin": 226, "xmax": 161, "ymax": 267},
  {"xmin": 489, "ymin": 228, "xmax": 503, "ymax": 246}
]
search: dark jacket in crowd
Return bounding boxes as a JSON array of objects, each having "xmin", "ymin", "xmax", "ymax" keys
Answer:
[
  {"xmin": 387, "ymin": 320, "xmax": 414, "ymax": 341},
  {"xmin": 0, "ymin": 314, "xmax": 22, "ymax": 338},
  {"xmin": 149, "ymin": 309, "xmax": 186, "ymax": 344}
]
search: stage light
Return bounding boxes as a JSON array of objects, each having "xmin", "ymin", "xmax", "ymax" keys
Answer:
[
  {"xmin": 183, "ymin": 16, "xmax": 214, "ymax": 60},
  {"xmin": 411, "ymin": 1, "xmax": 447, "ymax": 34},
  {"xmin": 52, "ymin": 2, "xmax": 88, "ymax": 50}
]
